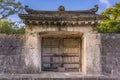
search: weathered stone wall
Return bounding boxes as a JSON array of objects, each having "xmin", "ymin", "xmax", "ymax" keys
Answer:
[
  {"xmin": 0, "ymin": 33, "xmax": 120, "ymax": 79},
  {"xmin": 0, "ymin": 34, "xmax": 26, "ymax": 74},
  {"xmin": 101, "ymin": 34, "xmax": 120, "ymax": 77},
  {"xmin": 85, "ymin": 34, "xmax": 101, "ymax": 75}
]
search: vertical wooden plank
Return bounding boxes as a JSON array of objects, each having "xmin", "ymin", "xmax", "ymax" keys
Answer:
[
  {"xmin": 63, "ymin": 38, "xmax": 81, "ymax": 72},
  {"xmin": 42, "ymin": 38, "xmax": 81, "ymax": 72}
]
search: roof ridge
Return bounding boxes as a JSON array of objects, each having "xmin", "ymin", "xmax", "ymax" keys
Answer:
[{"xmin": 24, "ymin": 5, "xmax": 99, "ymax": 14}]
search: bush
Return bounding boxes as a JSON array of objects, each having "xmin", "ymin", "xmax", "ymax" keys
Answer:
[
  {"xmin": 0, "ymin": 19, "xmax": 25, "ymax": 34},
  {"xmin": 98, "ymin": 2, "xmax": 120, "ymax": 33}
]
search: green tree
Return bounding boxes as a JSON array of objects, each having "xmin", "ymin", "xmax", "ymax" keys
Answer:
[
  {"xmin": 0, "ymin": 0, "xmax": 23, "ymax": 19},
  {"xmin": 98, "ymin": 2, "xmax": 120, "ymax": 33},
  {"xmin": 0, "ymin": 19, "xmax": 25, "ymax": 34},
  {"xmin": 0, "ymin": 0, "xmax": 25, "ymax": 34}
]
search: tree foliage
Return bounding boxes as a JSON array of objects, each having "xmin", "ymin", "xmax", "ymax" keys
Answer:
[
  {"xmin": 0, "ymin": 19, "xmax": 25, "ymax": 34},
  {"xmin": 0, "ymin": 0, "xmax": 25, "ymax": 34},
  {"xmin": 0, "ymin": 0, "xmax": 23, "ymax": 19},
  {"xmin": 98, "ymin": 2, "xmax": 120, "ymax": 33}
]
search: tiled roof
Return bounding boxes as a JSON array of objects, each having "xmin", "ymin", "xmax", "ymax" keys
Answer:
[{"xmin": 19, "ymin": 5, "xmax": 104, "ymax": 26}]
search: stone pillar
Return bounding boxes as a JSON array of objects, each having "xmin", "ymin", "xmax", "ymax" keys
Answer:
[
  {"xmin": 38, "ymin": 37, "xmax": 42, "ymax": 72},
  {"xmin": 85, "ymin": 33, "xmax": 101, "ymax": 75},
  {"xmin": 24, "ymin": 32, "xmax": 41, "ymax": 73},
  {"xmin": 81, "ymin": 35, "xmax": 86, "ymax": 74}
]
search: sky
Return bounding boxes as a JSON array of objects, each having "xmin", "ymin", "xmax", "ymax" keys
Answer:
[{"xmin": 8, "ymin": 0, "xmax": 120, "ymax": 22}]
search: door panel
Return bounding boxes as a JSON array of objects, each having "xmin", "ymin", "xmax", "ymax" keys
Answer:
[{"xmin": 42, "ymin": 38, "xmax": 81, "ymax": 72}]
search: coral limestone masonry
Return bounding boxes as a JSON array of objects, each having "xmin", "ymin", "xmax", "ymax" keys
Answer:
[{"xmin": 0, "ymin": 5, "xmax": 118, "ymax": 80}]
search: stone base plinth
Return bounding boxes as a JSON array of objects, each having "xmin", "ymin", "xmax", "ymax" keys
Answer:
[{"xmin": 0, "ymin": 73, "xmax": 118, "ymax": 80}]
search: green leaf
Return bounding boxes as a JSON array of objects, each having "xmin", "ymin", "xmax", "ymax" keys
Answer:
[
  {"xmin": 98, "ymin": 2, "xmax": 120, "ymax": 33},
  {"xmin": 0, "ymin": 0, "xmax": 23, "ymax": 19}
]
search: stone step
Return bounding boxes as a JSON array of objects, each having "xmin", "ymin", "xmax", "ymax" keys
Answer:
[
  {"xmin": 0, "ymin": 77, "xmax": 118, "ymax": 80},
  {"xmin": 0, "ymin": 74, "xmax": 118, "ymax": 80}
]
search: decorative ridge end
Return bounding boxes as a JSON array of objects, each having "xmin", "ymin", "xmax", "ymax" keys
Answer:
[
  {"xmin": 24, "ymin": 5, "xmax": 33, "ymax": 13},
  {"xmin": 58, "ymin": 5, "xmax": 65, "ymax": 11},
  {"xmin": 90, "ymin": 4, "xmax": 99, "ymax": 13}
]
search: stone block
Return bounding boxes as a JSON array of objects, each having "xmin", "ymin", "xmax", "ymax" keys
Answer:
[{"xmin": 84, "ymin": 77, "xmax": 97, "ymax": 80}]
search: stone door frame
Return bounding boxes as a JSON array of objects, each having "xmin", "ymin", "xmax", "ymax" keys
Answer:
[{"xmin": 25, "ymin": 32, "xmax": 101, "ymax": 75}]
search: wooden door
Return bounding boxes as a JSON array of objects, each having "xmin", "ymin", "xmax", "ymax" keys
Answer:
[{"xmin": 42, "ymin": 38, "xmax": 81, "ymax": 72}]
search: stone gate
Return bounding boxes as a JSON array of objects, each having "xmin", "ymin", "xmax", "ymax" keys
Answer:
[
  {"xmin": 0, "ymin": 5, "xmax": 119, "ymax": 80},
  {"xmin": 19, "ymin": 5, "xmax": 104, "ymax": 75}
]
